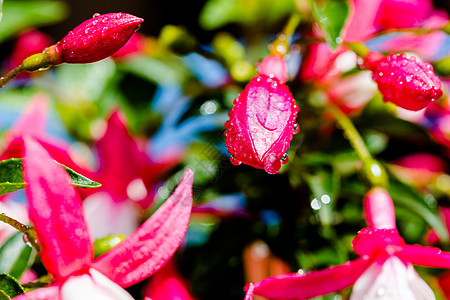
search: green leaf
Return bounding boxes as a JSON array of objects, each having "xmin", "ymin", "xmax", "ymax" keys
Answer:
[
  {"xmin": 388, "ymin": 176, "xmax": 449, "ymax": 243},
  {"xmin": 0, "ymin": 0, "xmax": 68, "ymax": 43},
  {"xmin": 199, "ymin": 0, "xmax": 295, "ymax": 30},
  {"xmin": 0, "ymin": 158, "xmax": 101, "ymax": 196},
  {"xmin": 0, "ymin": 232, "xmax": 34, "ymax": 280},
  {"xmin": 308, "ymin": 0, "xmax": 350, "ymax": 49},
  {"xmin": 0, "ymin": 274, "xmax": 25, "ymax": 298}
]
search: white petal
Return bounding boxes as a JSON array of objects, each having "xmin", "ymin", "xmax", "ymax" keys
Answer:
[
  {"xmin": 83, "ymin": 192, "xmax": 140, "ymax": 239},
  {"xmin": 350, "ymin": 256, "xmax": 435, "ymax": 300},
  {"xmin": 61, "ymin": 269, "xmax": 134, "ymax": 300}
]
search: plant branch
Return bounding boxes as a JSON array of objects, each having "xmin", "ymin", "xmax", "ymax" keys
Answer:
[
  {"xmin": 0, "ymin": 213, "xmax": 41, "ymax": 252},
  {"xmin": 326, "ymin": 105, "xmax": 388, "ymax": 188}
]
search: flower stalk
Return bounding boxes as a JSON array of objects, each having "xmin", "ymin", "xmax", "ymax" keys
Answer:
[
  {"xmin": 326, "ymin": 104, "xmax": 388, "ymax": 188},
  {"xmin": 0, "ymin": 213, "xmax": 41, "ymax": 252},
  {"xmin": 269, "ymin": 11, "xmax": 301, "ymax": 56}
]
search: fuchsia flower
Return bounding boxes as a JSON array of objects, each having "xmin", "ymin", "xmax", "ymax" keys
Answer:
[
  {"xmin": 53, "ymin": 13, "xmax": 143, "ymax": 64},
  {"xmin": 16, "ymin": 137, "xmax": 193, "ymax": 299},
  {"xmin": 248, "ymin": 188, "xmax": 450, "ymax": 299},
  {"xmin": 0, "ymin": 94, "xmax": 90, "ymax": 173},
  {"xmin": 144, "ymin": 261, "xmax": 196, "ymax": 300},
  {"xmin": 366, "ymin": 52, "xmax": 443, "ymax": 111},
  {"xmin": 225, "ymin": 54, "xmax": 299, "ymax": 174},
  {"xmin": 6, "ymin": 29, "xmax": 52, "ymax": 78},
  {"xmin": 81, "ymin": 110, "xmax": 180, "ymax": 239}
]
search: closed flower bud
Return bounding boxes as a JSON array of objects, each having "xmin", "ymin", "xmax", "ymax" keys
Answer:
[
  {"xmin": 225, "ymin": 55, "xmax": 299, "ymax": 174},
  {"xmin": 56, "ymin": 12, "xmax": 143, "ymax": 64},
  {"xmin": 366, "ymin": 52, "xmax": 443, "ymax": 111}
]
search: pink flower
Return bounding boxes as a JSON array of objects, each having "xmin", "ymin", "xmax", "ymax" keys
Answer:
[
  {"xmin": 81, "ymin": 110, "xmax": 180, "ymax": 239},
  {"xmin": 144, "ymin": 261, "xmax": 196, "ymax": 300},
  {"xmin": 366, "ymin": 52, "xmax": 443, "ymax": 111},
  {"xmin": 0, "ymin": 94, "xmax": 90, "ymax": 173},
  {"xmin": 249, "ymin": 189, "xmax": 450, "ymax": 299},
  {"xmin": 16, "ymin": 137, "xmax": 193, "ymax": 299},
  {"xmin": 55, "ymin": 13, "xmax": 143, "ymax": 64},
  {"xmin": 6, "ymin": 29, "xmax": 52, "ymax": 78},
  {"xmin": 225, "ymin": 55, "xmax": 299, "ymax": 174}
]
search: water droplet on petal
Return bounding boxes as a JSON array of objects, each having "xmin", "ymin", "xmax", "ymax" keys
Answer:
[
  {"xmin": 281, "ymin": 153, "xmax": 289, "ymax": 164},
  {"xmin": 293, "ymin": 123, "xmax": 300, "ymax": 134},
  {"xmin": 230, "ymin": 155, "xmax": 242, "ymax": 166},
  {"xmin": 93, "ymin": 13, "xmax": 101, "ymax": 18}
]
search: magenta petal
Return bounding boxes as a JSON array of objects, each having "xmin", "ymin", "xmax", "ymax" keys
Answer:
[
  {"xmin": 253, "ymin": 258, "xmax": 370, "ymax": 299},
  {"xmin": 93, "ymin": 169, "xmax": 194, "ymax": 287},
  {"xmin": 399, "ymin": 244, "xmax": 450, "ymax": 269},
  {"xmin": 95, "ymin": 110, "xmax": 146, "ymax": 197},
  {"xmin": 14, "ymin": 285, "xmax": 60, "ymax": 300},
  {"xmin": 244, "ymin": 283, "xmax": 254, "ymax": 300},
  {"xmin": 9, "ymin": 94, "xmax": 48, "ymax": 138},
  {"xmin": 24, "ymin": 137, "xmax": 93, "ymax": 279},
  {"xmin": 144, "ymin": 261, "xmax": 195, "ymax": 300}
]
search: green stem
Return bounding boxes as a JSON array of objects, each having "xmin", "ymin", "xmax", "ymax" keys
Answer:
[
  {"xmin": 344, "ymin": 42, "xmax": 370, "ymax": 59},
  {"xmin": 326, "ymin": 105, "xmax": 388, "ymax": 188},
  {"xmin": 270, "ymin": 11, "xmax": 302, "ymax": 56},
  {"xmin": 0, "ymin": 66, "xmax": 24, "ymax": 88},
  {"xmin": 0, "ymin": 214, "xmax": 41, "ymax": 252}
]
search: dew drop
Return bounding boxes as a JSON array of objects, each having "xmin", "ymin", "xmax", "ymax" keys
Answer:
[
  {"xmin": 376, "ymin": 287, "xmax": 385, "ymax": 297},
  {"xmin": 378, "ymin": 72, "xmax": 383, "ymax": 77},
  {"xmin": 293, "ymin": 123, "xmax": 300, "ymax": 134},
  {"xmin": 101, "ymin": 26, "xmax": 109, "ymax": 36},
  {"xmin": 93, "ymin": 13, "xmax": 101, "ymax": 18},
  {"xmin": 92, "ymin": 20, "xmax": 99, "ymax": 25},
  {"xmin": 405, "ymin": 75, "xmax": 412, "ymax": 82},
  {"xmin": 115, "ymin": 12, "xmax": 123, "ymax": 19},
  {"xmin": 281, "ymin": 153, "xmax": 289, "ymax": 164},
  {"xmin": 230, "ymin": 156, "xmax": 242, "ymax": 166}
]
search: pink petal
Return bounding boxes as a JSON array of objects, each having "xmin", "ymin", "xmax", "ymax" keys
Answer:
[
  {"xmin": 14, "ymin": 285, "xmax": 61, "ymax": 300},
  {"xmin": 253, "ymin": 258, "xmax": 370, "ymax": 299},
  {"xmin": 9, "ymin": 94, "xmax": 48, "ymax": 138},
  {"xmin": 364, "ymin": 188, "xmax": 396, "ymax": 230},
  {"xmin": 144, "ymin": 261, "xmax": 195, "ymax": 300},
  {"xmin": 94, "ymin": 110, "xmax": 147, "ymax": 198},
  {"xmin": 343, "ymin": 0, "xmax": 382, "ymax": 42},
  {"xmin": 399, "ymin": 244, "xmax": 450, "ymax": 269},
  {"xmin": 244, "ymin": 283, "xmax": 254, "ymax": 300},
  {"xmin": 93, "ymin": 169, "xmax": 194, "ymax": 287},
  {"xmin": 24, "ymin": 137, "xmax": 93, "ymax": 279}
]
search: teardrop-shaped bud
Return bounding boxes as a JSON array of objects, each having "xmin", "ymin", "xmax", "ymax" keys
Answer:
[
  {"xmin": 56, "ymin": 13, "xmax": 144, "ymax": 64},
  {"xmin": 225, "ymin": 74, "xmax": 298, "ymax": 174},
  {"xmin": 366, "ymin": 52, "xmax": 443, "ymax": 111}
]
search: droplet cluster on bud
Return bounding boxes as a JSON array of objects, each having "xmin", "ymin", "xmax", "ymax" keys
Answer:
[
  {"xmin": 367, "ymin": 53, "xmax": 443, "ymax": 111},
  {"xmin": 56, "ymin": 12, "xmax": 144, "ymax": 64},
  {"xmin": 225, "ymin": 55, "xmax": 299, "ymax": 174}
]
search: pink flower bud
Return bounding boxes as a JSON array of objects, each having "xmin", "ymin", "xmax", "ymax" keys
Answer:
[
  {"xmin": 56, "ymin": 12, "xmax": 143, "ymax": 64},
  {"xmin": 258, "ymin": 54, "xmax": 289, "ymax": 84},
  {"xmin": 366, "ymin": 53, "xmax": 443, "ymax": 111},
  {"xmin": 225, "ymin": 73, "xmax": 299, "ymax": 174}
]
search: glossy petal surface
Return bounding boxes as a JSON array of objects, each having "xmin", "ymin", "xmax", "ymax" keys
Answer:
[
  {"xmin": 225, "ymin": 75, "xmax": 298, "ymax": 174},
  {"xmin": 253, "ymin": 258, "xmax": 370, "ymax": 299},
  {"xmin": 57, "ymin": 13, "xmax": 143, "ymax": 63},
  {"xmin": 24, "ymin": 138, "xmax": 93, "ymax": 279},
  {"xmin": 94, "ymin": 169, "xmax": 194, "ymax": 287}
]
